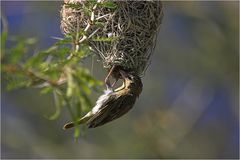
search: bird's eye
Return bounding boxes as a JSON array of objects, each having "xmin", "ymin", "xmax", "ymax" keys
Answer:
[{"xmin": 128, "ymin": 75, "xmax": 133, "ymax": 80}]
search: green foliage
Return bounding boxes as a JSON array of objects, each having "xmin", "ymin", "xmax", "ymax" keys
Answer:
[
  {"xmin": 1, "ymin": 30, "xmax": 103, "ymax": 139},
  {"xmin": 1, "ymin": 0, "xmax": 121, "ymax": 139},
  {"xmin": 1, "ymin": 31, "xmax": 7, "ymax": 55},
  {"xmin": 92, "ymin": 36, "xmax": 119, "ymax": 42},
  {"xmin": 99, "ymin": 1, "xmax": 117, "ymax": 9}
]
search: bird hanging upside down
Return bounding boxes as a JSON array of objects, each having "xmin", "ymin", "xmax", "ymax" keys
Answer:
[{"xmin": 63, "ymin": 66, "xmax": 143, "ymax": 129}]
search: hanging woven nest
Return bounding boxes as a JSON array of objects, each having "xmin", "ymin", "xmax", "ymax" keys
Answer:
[{"xmin": 61, "ymin": 0, "xmax": 163, "ymax": 76}]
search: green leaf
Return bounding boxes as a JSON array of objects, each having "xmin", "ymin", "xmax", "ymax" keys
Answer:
[
  {"xmin": 75, "ymin": 45, "xmax": 92, "ymax": 58},
  {"xmin": 64, "ymin": 3, "xmax": 81, "ymax": 10},
  {"xmin": 8, "ymin": 42, "xmax": 26, "ymax": 64},
  {"xmin": 52, "ymin": 47, "xmax": 70, "ymax": 59},
  {"xmin": 55, "ymin": 37, "xmax": 72, "ymax": 46},
  {"xmin": 24, "ymin": 46, "xmax": 63, "ymax": 68},
  {"xmin": 81, "ymin": 83, "xmax": 91, "ymax": 95},
  {"xmin": 101, "ymin": 1, "xmax": 117, "ymax": 9},
  {"xmin": 66, "ymin": 68, "xmax": 76, "ymax": 98},
  {"xmin": 1, "ymin": 31, "xmax": 7, "ymax": 55},
  {"xmin": 79, "ymin": 92, "xmax": 92, "ymax": 111},
  {"xmin": 40, "ymin": 86, "xmax": 53, "ymax": 94},
  {"xmin": 5, "ymin": 74, "xmax": 29, "ymax": 90},
  {"xmin": 25, "ymin": 38, "xmax": 37, "ymax": 45},
  {"xmin": 1, "ymin": 36, "xmax": 37, "ymax": 66},
  {"xmin": 92, "ymin": 36, "xmax": 118, "ymax": 42},
  {"xmin": 45, "ymin": 90, "xmax": 62, "ymax": 120},
  {"xmin": 74, "ymin": 127, "xmax": 80, "ymax": 139}
]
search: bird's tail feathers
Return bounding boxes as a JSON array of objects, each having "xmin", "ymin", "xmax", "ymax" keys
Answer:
[{"xmin": 62, "ymin": 114, "xmax": 90, "ymax": 130}]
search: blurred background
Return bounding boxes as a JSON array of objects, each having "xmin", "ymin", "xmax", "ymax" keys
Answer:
[{"xmin": 1, "ymin": 1, "xmax": 239, "ymax": 159}]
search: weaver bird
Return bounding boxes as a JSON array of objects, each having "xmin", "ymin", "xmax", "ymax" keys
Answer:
[{"xmin": 63, "ymin": 67, "xmax": 143, "ymax": 129}]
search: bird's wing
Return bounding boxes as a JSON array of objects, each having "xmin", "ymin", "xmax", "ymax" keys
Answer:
[
  {"xmin": 86, "ymin": 94, "xmax": 122, "ymax": 128},
  {"xmin": 87, "ymin": 94, "xmax": 136, "ymax": 128},
  {"xmin": 62, "ymin": 90, "xmax": 115, "ymax": 130}
]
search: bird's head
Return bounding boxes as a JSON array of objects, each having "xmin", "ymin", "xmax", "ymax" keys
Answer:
[{"xmin": 119, "ymin": 70, "xmax": 143, "ymax": 96}]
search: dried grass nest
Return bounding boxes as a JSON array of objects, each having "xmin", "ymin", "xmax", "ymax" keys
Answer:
[{"xmin": 61, "ymin": 0, "xmax": 163, "ymax": 76}]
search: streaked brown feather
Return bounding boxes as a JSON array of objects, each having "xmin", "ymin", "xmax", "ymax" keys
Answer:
[{"xmin": 87, "ymin": 94, "xmax": 137, "ymax": 128}]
